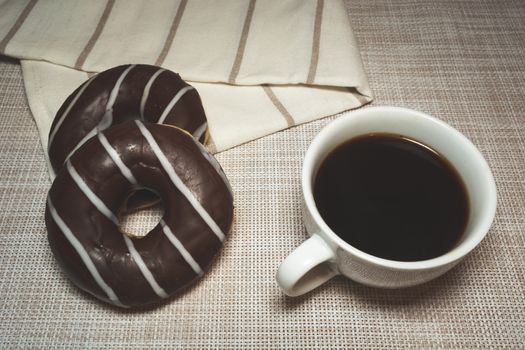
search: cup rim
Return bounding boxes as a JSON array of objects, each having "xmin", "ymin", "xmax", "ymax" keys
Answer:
[{"xmin": 302, "ymin": 106, "xmax": 497, "ymax": 271}]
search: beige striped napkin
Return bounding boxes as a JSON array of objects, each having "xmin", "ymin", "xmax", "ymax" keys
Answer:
[{"xmin": 0, "ymin": 0, "xmax": 371, "ymax": 176}]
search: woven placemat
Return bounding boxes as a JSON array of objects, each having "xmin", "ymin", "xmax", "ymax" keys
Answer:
[{"xmin": 0, "ymin": 0, "xmax": 524, "ymax": 348}]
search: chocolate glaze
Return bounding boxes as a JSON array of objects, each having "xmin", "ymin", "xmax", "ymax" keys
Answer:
[
  {"xmin": 48, "ymin": 64, "xmax": 208, "ymax": 174},
  {"xmin": 46, "ymin": 122, "xmax": 233, "ymax": 308}
]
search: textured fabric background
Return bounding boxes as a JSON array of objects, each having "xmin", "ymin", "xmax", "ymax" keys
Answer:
[{"xmin": 0, "ymin": 0, "xmax": 524, "ymax": 348}]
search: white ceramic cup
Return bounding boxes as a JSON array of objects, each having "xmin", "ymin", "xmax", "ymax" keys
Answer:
[{"xmin": 276, "ymin": 106, "xmax": 497, "ymax": 296}]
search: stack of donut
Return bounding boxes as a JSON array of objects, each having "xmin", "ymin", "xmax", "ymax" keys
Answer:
[{"xmin": 45, "ymin": 64, "xmax": 234, "ymax": 308}]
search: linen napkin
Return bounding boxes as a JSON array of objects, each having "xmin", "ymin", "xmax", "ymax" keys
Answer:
[{"xmin": 0, "ymin": 0, "xmax": 372, "ymax": 177}]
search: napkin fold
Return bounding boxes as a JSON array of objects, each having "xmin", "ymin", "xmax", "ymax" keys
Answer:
[{"xmin": 0, "ymin": 0, "xmax": 372, "ymax": 177}]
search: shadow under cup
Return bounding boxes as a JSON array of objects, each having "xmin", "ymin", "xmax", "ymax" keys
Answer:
[{"xmin": 301, "ymin": 107, "xmax": 497, "ymax": 287}]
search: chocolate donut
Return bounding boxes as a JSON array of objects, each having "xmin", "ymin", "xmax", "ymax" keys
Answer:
[
  {"xmin": 48, "ymin": 64, "xmax": 208, "ymax": 175},
  {"xmin": 45, "ymin": 121, "xmax": 233, "ymax": 308}
]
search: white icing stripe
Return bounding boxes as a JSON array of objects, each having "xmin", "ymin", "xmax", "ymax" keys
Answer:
[
  {"xmin": 135, "ymin": 120, "xmax": 225, "ymax": 242},
  {"xmin": 192, "ymin": 122, "xmax": 208, "ymax": 141},
  {"xmin": 122, "ymin": 235, "xmax": 169, "ymax": 298},
  {"xmin": 140, "ymin": 68, "xmax": 166, "ymax": 120},
  {"xmin": 160, "ymin": 219, "xmax": 203, "ymax": 276},
  {"xmin": 195, "ymin": 140, "xmax": 233, "ymax": 197},
  {"xmin": 47, "ymin": 197, "xmax": 125, "ymax": 307},
  {"xmin": 66, "ymin": 160, "xmax": 119, "ymax": 226},
  {"xmin": 107, "ymin": 64, "xmax": 135, "ymax": 112},
  {"xmin": 48, "ymin": 75, "xmax": 95, "ymax": 150},
  {"xmin": 62, "ymin": 65, "xmax": 136, "ymax": 166},
  {"xmin": 63, "ymin": 126, "xmax": 98, "ymax": 165},
  {"xmin": 157, "ymin": 86, "xmax": 194, "ymax": 124},
  {"xmin": 97, "ymin": 132, "xmax": 138, "ymax": 185}
]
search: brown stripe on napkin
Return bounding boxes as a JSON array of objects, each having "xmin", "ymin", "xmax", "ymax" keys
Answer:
[
  {"xmin": 155, "ymin": 0, "xmax": 188, "ymax": 67},
  {"xmin": 306, "ymin": 0, "xmax": 324, "ymax": 84},
  {"xmin": 228, "ymin": 0, "xmax": 256, "ymax": 84},
  {"xmin": 0, "ymin": 0, "xmax": 38, "ymax": 53},
  {"xmin": 75, "ymin": 0, "xmax": 115, "ymax": 70},
  {"xmin": 262, "ymin": 85, "xmax": 295, "ymax": 127}
]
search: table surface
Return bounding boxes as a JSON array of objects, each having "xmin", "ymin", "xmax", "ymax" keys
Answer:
[{"xmin": 1, "ymin": 0, "xmax": 524, "ymax": 349}]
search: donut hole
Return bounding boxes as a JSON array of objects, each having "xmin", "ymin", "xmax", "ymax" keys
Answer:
[{"xmin": 118, "ymin": 189, "xmax": 164, "ymax": 239}]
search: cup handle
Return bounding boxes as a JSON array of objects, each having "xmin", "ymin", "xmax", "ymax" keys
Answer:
[{"xmin": 276, "ymin": 234, "xmax": 338, "ymax": 296}]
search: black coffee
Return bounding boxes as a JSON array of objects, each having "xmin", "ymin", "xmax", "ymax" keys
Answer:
[{"xmin": 314, "ymin": 134, "xmax": 469, "ymax": 261}]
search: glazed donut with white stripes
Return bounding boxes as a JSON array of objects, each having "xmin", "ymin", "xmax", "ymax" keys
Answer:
[
  {"xmin": 45, "ymin": 121, "xmax": 233, "ymax": 308},
  {"xmin": 48, "ymin": 64, "xmax": 208, "ymax": 175}
]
